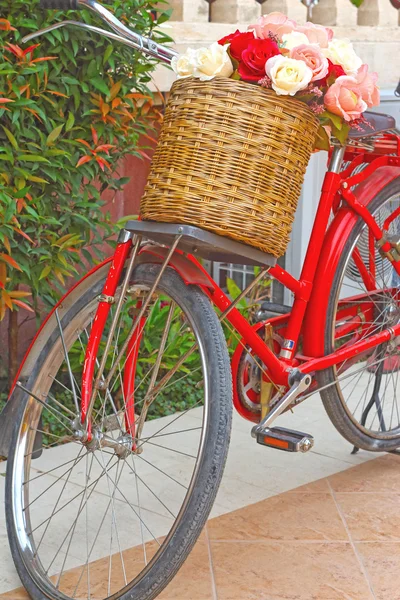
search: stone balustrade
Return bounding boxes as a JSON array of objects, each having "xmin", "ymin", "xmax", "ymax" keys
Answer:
[{"xmin": 153, "ymin": 0, "xmax": 400, "ymax": 89}]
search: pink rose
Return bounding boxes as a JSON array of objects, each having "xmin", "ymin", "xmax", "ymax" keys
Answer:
[
  {"xmin": 290, "ymin": 44, "xmax": 329, "ymax": 82},
  {"xmin": 249, "ymin": 12, "xmax": 297, "ymax": 41},
  {"xmin": 354, "ymin": 64, "xmax": 380, "ymax": 108},
  {"xmin": 297, "ymin": 22, "xmax": 333, "ymax": 48},
  {"xmin": 324, "ymin": 75, "xmax": 368, "ymax": 121}
]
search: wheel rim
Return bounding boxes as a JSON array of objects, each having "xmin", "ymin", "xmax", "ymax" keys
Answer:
[
  {"xmin": 10, "ymin": 274, "xmax": 210, "ymax": 600},
  {"xmin": 330, "ymin": 192, "xmax": 400, "ymax": 439}
]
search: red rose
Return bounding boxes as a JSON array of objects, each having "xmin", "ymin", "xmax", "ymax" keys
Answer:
[
  {"xmin": 218, "ymin": 30, "xmax": 240, "ymax": 47},
  {"xmin": 218, "ymin": 30, "xmax": 255, "ymax": 62},
  {"xmin": 238, "ymin": 38, "xmax": 280, "ymax": 82},
  {"xmin": 316, "ymin": 59, "xmax": 346, "ymax": 87}
]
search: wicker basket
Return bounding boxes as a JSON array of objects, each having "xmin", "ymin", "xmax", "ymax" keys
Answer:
[{"xmin": 140, "ymin": 77, "xmax": 319, "ymax": 258}]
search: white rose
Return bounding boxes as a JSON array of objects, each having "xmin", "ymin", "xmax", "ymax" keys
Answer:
[
  {"xmin": 266, "ymin": 55, "xmax": 313, "ymax": 96},
  {"xmin": 171, "ymin": 48, "xmax": 197, "ymax": 79},
  {"xmin": 281, "ymin": 31, "xmax": 310, "ymax": 51},
  {"xmin": 323, "ymin": 39, "xmax": 362, "ymax": 75},
  {"xmin": 193, "ymin": 42, "xmax": 234, "ymax": 81}
]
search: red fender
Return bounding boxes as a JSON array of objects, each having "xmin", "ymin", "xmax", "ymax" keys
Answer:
[
  {"xmin": 10, "ymin": 246, "xmax": 215, "ymax": 397},
  {"xmin": 9, "ymin": 257, "xmax": 113, "ymax": 397},
  {"xmin": 137, "ymin": 245, "xmax": 215, "ymax": 289},
  {"xmin": 303, "ymin": 166, "xmax": 400, "ymax": 358}
]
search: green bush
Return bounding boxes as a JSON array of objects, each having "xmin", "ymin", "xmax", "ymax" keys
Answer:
[{"xmin": 0, "ymin": 0, "xmax": 171, "ymax": 383}]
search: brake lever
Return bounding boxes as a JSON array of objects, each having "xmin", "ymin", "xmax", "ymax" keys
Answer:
[{"xmin": 22, "ymin": 20, "xmax": 177, "ymax": 64}]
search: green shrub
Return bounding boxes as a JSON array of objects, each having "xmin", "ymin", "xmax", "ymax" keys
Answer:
[{"xmin": 0, "ymin": 0, "xmax": 171, "ymax": 383}]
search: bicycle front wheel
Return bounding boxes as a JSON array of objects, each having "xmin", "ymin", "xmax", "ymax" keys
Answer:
[
  {"xmin": 6, "ymin": 264, "xmax": 232, "ymax": 600},
  {"xmin": 318, "ymin": 178, "xmax": 400, "ymax": 451}
]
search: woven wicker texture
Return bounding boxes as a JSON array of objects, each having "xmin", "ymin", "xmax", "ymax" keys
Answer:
[{"xmin": 140, "ymin": 77, "xmax": 319, "ymax": 257}]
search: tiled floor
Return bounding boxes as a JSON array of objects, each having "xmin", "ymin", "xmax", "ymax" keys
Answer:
[{"xmin": 2, "ymin": 453, "xmax": 400, "ymax": 600}]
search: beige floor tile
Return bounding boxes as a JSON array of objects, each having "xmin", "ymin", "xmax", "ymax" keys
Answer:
[
  {"xmin": 356, "ymin": 542, "xmax": 400, "ymax": 600},
  {"xmin": 0, "ymin": 535, "xmax": 212, "ymax": 600},
  {"xmin": 328, "ymin": 454, "xmax": 400, "ymax": 492},
  {"xmin": 335, "ymin": 493, "xmax": 400, "ymax": 541},
  {"xmin": 286, "ymin": 478, "xmax": 330, "ymax": 493},
  {"xmin": 208, "ymin": 492, "xmax": 347, "ymax": 542},
  {"xmin": 210, "ymin": 541, "xmax": 374, "ymax": 600}
]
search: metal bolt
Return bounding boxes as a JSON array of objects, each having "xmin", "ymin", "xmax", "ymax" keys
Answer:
[
  {"xmin": 342, "ymin": 182, "xmax": 348, "ymax": 189},
  {"xmin": 300, "ymin": 438, "xmax": 314, "ymax": 453},
  {"xmin": 177, "ymin": 227, "xmax": 183, "ymax": 233}
]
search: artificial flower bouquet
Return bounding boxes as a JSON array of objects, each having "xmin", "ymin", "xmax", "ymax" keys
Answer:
[{"xmin": 171, "ymin": 12, "xmax": 380, "ymax": 149}]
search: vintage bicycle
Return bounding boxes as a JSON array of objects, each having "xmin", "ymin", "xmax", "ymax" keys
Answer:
[{"xmin": 0, "ymin": 1, "xmax": 400, "ymax": 599}]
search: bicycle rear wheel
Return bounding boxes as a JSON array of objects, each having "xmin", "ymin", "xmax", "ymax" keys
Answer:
[
  {"xmin": 318, "ymin": 178, "xmax": 400, "ymax": 451},
  {"xmin": 6, "ymin": 264, "xmax": 232, "ymax": 600}
]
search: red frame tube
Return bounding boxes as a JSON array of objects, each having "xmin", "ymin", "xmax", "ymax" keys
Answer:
[
  {"xmin": 123, "ymin": 310, "xmax": 146, "ymax": 438},
  {"xmin": 81, "ymin": 240, "xmax": 132, "ymax": 426}
]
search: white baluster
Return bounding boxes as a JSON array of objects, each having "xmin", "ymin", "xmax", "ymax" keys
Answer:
[
  {"xmin": 357, "ymin": 0, "xmax": 379, "ymax": 25},
  {"xmin": 167, "ymin": 0, "xmax": 209, "ymax": 22},
  {"xmin": 308, "ymin": 0, "xmax": 337, "ymax": 25},
  {"xmin": 335, "ymin": 0, "xmax": 357, "ymax": 27},
  {"xmin": 210, "ymin": 0, "xmax": 261, "ymax": 23},
  {"xmin": 259, "ymin": 0, "xmax": 289, "ymax": 15}
]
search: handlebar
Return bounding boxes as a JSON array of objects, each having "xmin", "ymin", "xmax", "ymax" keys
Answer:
[{"xmin": 22, "ymin": 0, "xmax": 178, "ymax": 64}]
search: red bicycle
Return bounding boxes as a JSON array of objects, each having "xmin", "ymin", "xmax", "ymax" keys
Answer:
[{"xmin": 1, "ymin": 1, "xmax": 400, "ymax": 599}]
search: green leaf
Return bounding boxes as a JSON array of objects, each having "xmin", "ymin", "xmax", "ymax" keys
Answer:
[
  {"xmin": 90, "ymin": 77, "xmax": 110, "ymax": 97},
  {"xmin": 2, "ymin": 126, "xmax": 19, "ymax": 150},
  {"xmin": 46, "ymin": 124, "xmax": 64, "ymax": 146},
  {"xmin": 65, "ymin": 111, "xmax": 75, "ymax": 132},
  {"xmin": 26, "ymin": 175, "xmax": 49, "ymax": 184},
  {"xmin": 321, "ymin": 111, "xmax": 343, "ymax": 131},
  {"xmin": 18, "ymin": 154, "xmax": 50, "ymax": 163},
  {"xmin": 39, "ymin": 265, "xmax": 52, "ymax": 280},
  {"xmin": 350, "ymin": 0, "xmax": 364, "ymax": 5},
  {"xmin": 226, "ymin": 278, "xmax": 242, "ymax": 301},
  {"xmin": 314, "ymin": 125, "xmax": 331, "ymax": 152},
  {"xmin": 331, "ymin": 122, "xmax": 350, "ymax": 146},
  {"xmin": 103, "ymin": 45, "xmax": 113, "ymax": 65}
]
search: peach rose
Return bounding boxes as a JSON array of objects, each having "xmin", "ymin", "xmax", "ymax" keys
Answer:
[
  {"xmin": 324, "ymin": 75, "xmax": 368, "ymax": 121},
  {"xmin": 290, "ymin": 44, "xmax": 329, "ymax": 82},
  {"xmin": 297, "ymin": 22, "xmax": 333, "ymax": 48},
  {"xmin": 249, "ymin": 12, "xmax": 297, "ymax": 41},
  {"xmin": 355, "ymin": 64, "xmax": 380, "ymax": 108}
]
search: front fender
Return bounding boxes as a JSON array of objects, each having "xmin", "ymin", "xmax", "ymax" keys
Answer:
[
  {"xmin": 0, "ymin": 257, "xmax": 113, "ymax": 457},
  {"xmin": 303, "ymin": 166, "xmax": 400, "ymax": 358},
  {"xmin": 0, "ymin": 245, "xmax": 216, "ymax": 457}
]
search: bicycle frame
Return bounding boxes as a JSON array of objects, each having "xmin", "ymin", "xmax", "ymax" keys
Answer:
[{"xmin": 77, "ymin": 139, "xmax": 400, "ymax": 431}]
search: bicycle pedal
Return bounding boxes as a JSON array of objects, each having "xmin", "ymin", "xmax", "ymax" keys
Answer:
[{"xmin": 255, "ymin": 426, "xmax": 314, "ymax": 453}]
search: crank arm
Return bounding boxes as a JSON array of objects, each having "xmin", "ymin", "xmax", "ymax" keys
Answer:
[{"xmin": 251, "ymin": 371, "xmax": 312, "ymax": 437}]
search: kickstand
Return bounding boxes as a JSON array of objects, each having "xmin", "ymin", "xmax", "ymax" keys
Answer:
[{"xmin": 352, "ymin": 346, "xmax": 387, "ymax": 456}]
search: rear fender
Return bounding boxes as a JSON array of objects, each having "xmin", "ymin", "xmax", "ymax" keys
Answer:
[{"xmin": 303, "ymin": 166, "xmax": 400, "ymax": 358}]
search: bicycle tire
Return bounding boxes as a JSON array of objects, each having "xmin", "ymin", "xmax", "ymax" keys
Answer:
[
  {"xmin": 317, "ymin": 178, "xmax": 400, "ymax": 451},
  {"xmin": 6, "ymin": 264, "xmax": 233, "ymax": 600}
]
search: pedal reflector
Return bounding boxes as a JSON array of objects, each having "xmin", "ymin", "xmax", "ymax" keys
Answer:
[{"xmin": 256, "ymin": 426, "xmax": 314, "ymax": 453}]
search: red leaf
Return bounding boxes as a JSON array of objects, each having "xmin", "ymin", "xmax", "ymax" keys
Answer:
[
  {"xmin": 95, "ymin": 144, "xmax": 115, "ymax": 155},
  {"xmin": 12, "ymin": 299, "xmax": 34, "ymax": 312},
  {"xmin": 12, "ymin": 227, "xmax": 34, "ymax": 244},
  {"xmin": 76, "ymin": 155, "xmax": 93, "ymax": 168},
  {"xmin": 91, "ymin": 126, "xmax": 99, "ymax": 145},
  {"xmin": 0, "ymin": 19, "xmax": 16, "ymax": 31},
  {"xmin": 30, "ymin": 56, "xmax": 57, "ymax": 63},
  {"xmin": 0, "ymin": 253, "xmax": 22, "ymax": 271},
  {"xmin": 76, "ymin": 138, "xmax": 93, "ymax": 150},
  {"xmin": 22, "ymin": 44, "xmax": 40, "ymax": 57},
  {"xmin": 0, "ymin": 98, "xmax": 14, "ymax": 104},
  {"xmin": 5, "ymin": 43, "xmax": 24, "ymax": 59}
]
